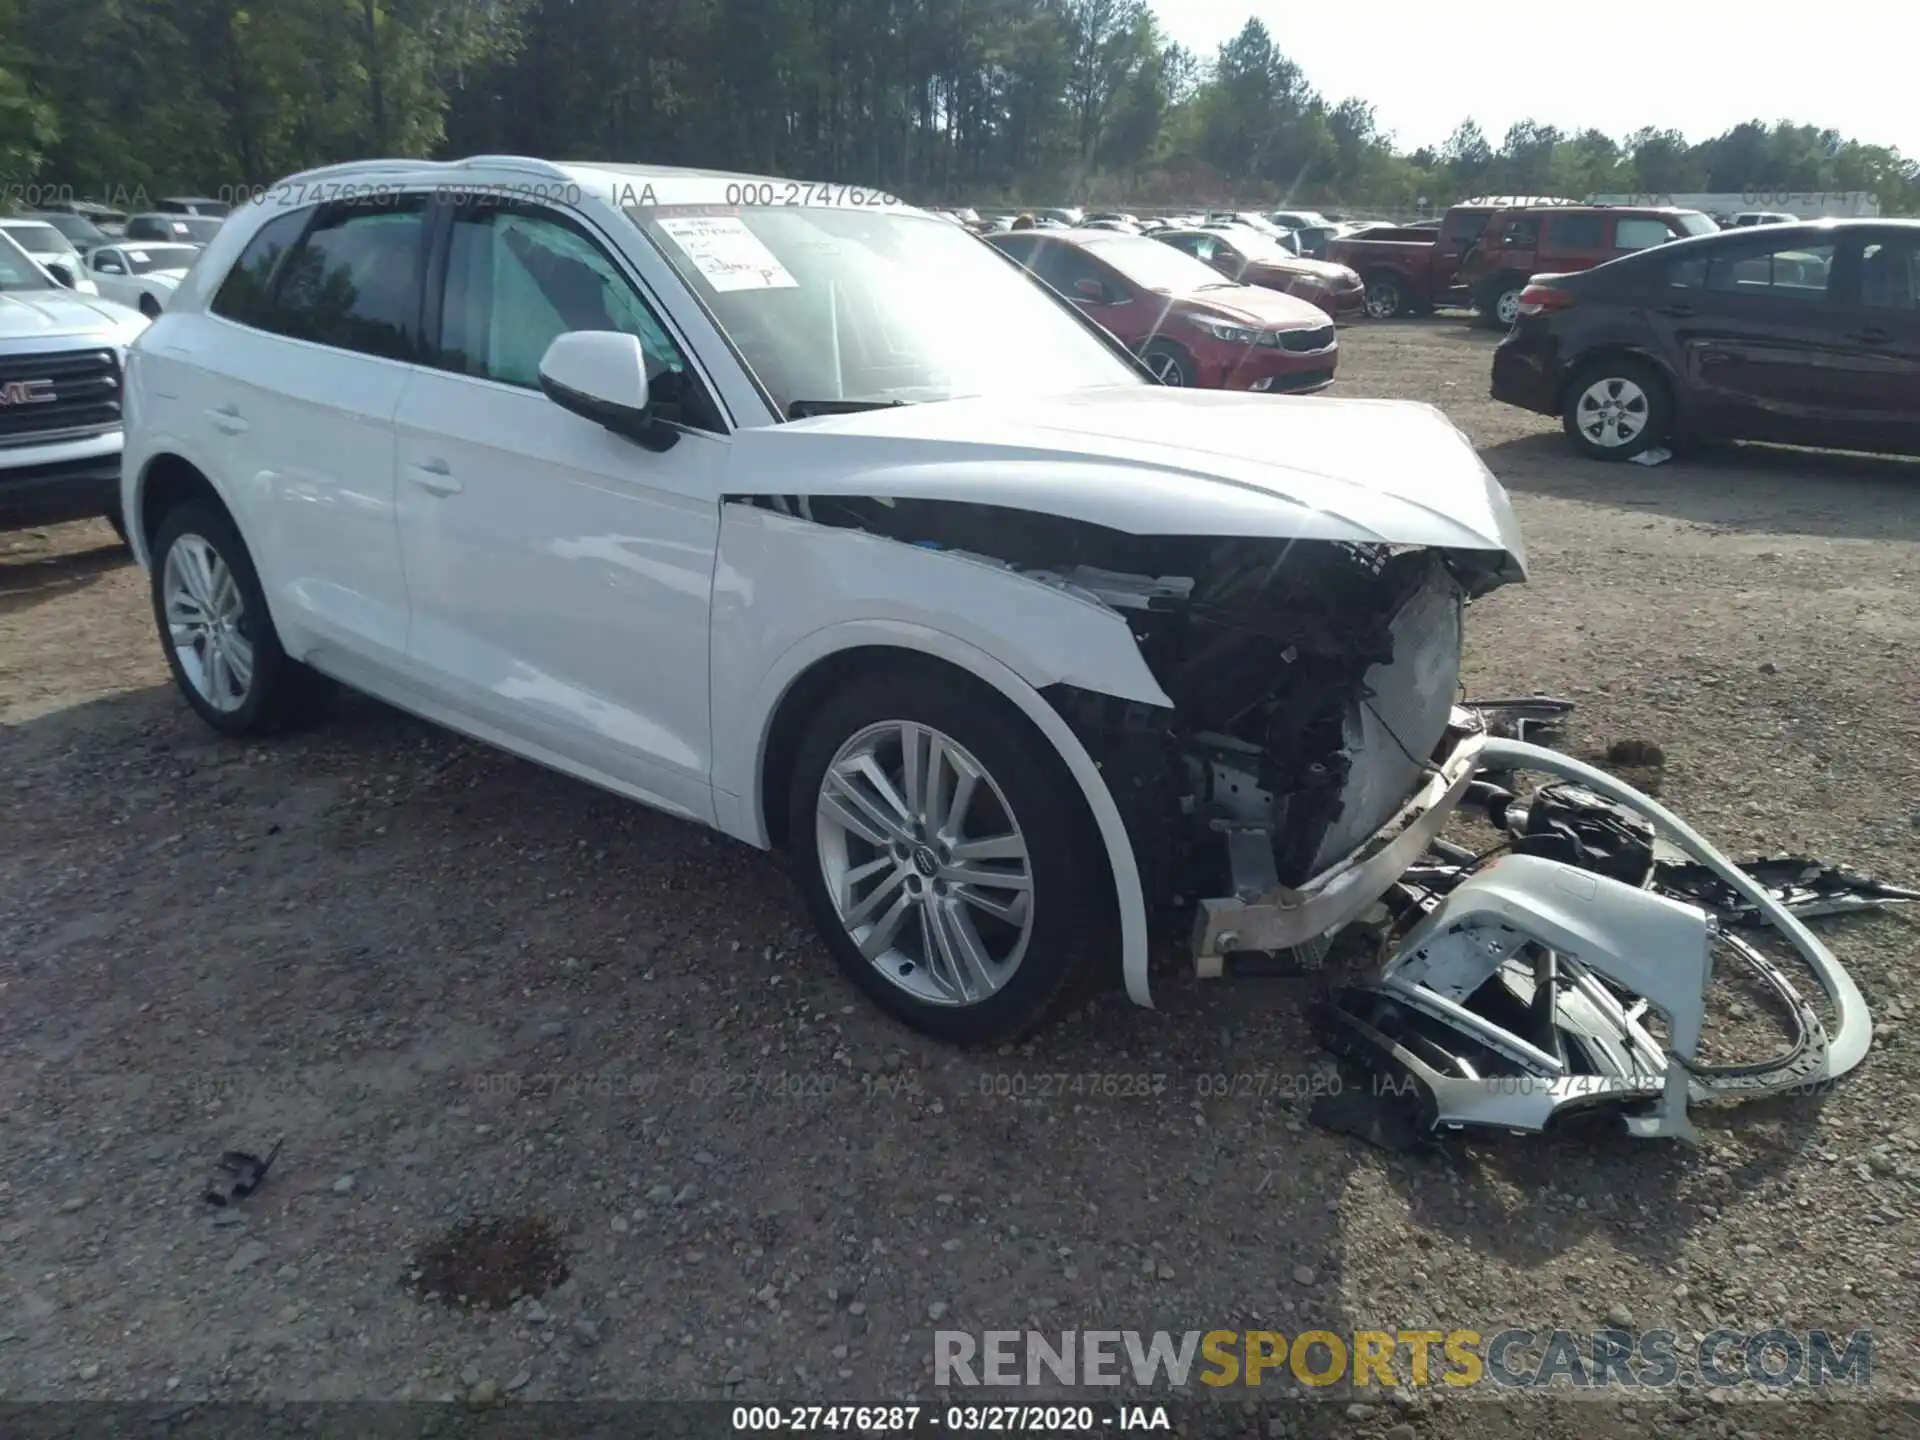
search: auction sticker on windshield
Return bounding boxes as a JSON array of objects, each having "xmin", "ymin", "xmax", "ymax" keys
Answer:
[{"xmin": 658, "ymin": 216, "xmax": 798, "ymax": 292}]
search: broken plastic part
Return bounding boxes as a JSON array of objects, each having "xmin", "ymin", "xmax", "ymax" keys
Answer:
[{"xmin": 1311, "ymin": 739, "xmax": 1875, "ymax": 1144}]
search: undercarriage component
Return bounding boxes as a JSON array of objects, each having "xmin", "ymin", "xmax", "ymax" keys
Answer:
[{"xmin": 1309, "ymin": 739, "xmax": 1879, "ymax": 1145}]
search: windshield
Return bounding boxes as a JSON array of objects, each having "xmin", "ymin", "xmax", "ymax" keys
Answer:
[
  {"xmin": 4, "ymin": 223, "xmax": 77, "ymax": 256},
  {"xmin": 0, "ymin": 231, "xmax": 55, "ymax": 290},
  {"xmin": 116, "ymin": 245, "xmax": 198, "ymax": 274},
  {"xmin": 33, "ymin": 214, "xmax": 105, "ymax": 245},
  {"xmin": 631, "ymin": 205, "xmax": 1143, "ymax": 415},
  {"xmin": 1675, "ymin": 211, "xmax": 1719, "ymax": 237},
  {"xmin": 1219, "ymin": 229, "xmax": 1299, "ymax": 265},
  {"xmin": 178, "ymin": 216, "xmax": 224, "ymax": 243},
  {"xmin": 1079, "ymin": 232, "xmax": 1235, "ymax": 292}
]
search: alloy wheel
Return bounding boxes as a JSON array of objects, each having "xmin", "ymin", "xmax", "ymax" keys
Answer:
[
  {"xmin": 1496, "ymin": 288, "xmax": 1523, "ymax": 326},
  {"xmin": 814, "ymin": 720, "xmax": 1035, "ymax": 1007},
  {"xmin": 1574, "ymin": 377, "xmax": 1651, "ymax": 449},
  {"xmin": 162, "ymin": 534, "xmax": 254, "ymax": 712},
  {"xmin": 1147, "ymin": 351, "xmax": 1184, "ymax": 385}
]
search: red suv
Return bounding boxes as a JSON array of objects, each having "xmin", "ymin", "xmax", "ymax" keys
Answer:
[
  {"xmin": 987, "ymin": 228, "xmax": 1338, "ymax": 392},
  {"xmin": 1464, "ymin": 204, "xmax": 1720, "ymax": 327}
]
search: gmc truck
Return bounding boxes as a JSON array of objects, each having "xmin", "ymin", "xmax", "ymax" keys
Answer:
[
  {"xmin": 1326, "ymin": 196, "xmax": 1575, "ymax": 318},
  {"xmin": 0, "ymin": 229, "xmax": 149, "ymax": 537}
]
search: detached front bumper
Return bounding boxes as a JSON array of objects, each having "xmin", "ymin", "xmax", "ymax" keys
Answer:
[
  {"xmin": 1192, "ymin": 718, "xmax": 1486, "ymax": 971},
  {"xmin": 1188, "ymin": 727, "xmax": 1876, "ymax": 1144}
]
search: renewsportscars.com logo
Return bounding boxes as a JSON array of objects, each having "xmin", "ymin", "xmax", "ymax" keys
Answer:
[{"xmin": 934, "ymin": 1328, "xmax": 1873, "ymax": 1391}]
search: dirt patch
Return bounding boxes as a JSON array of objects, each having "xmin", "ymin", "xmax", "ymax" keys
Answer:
[{"xmin": 407, "ymin": 1216, "xmax": 570, "ymax": 1311}]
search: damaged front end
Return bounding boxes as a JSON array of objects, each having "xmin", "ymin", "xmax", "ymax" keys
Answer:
[{"xmin": 739, "ymin": 493, "xmax": 1883, "ymax": 1142}]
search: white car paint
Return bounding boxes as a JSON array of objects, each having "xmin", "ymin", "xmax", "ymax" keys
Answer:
[
  {"xmin": 86, "ymin": 243, "xmax": 196, "ymax": 315},
  {"xmin": 121, "ymin": 155, "xmax": 1529, "ymax": 1015}
]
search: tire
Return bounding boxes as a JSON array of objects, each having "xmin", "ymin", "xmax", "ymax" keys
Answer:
[
  {"xmin": 1140, "ymin": 340, "xmax": 1196, "ymax": 386},
  {"xmin": 787, "ymin": 665, "xmax": 1112, "ymax": 1045},
  {"xmin": 148, "ymin": 498, "xmax": 333, "ymax": 736},
  {"xmin": 1362, "ymin": 273, "xmax": 1405, "ymax": 319},
  {"xmin": 1478, "ymin": 277, "xmax": 1526, "ymax": 330},
  {"xmin": 1561, "ymin": 357, "xmax": 1670, "ymax": 462}
]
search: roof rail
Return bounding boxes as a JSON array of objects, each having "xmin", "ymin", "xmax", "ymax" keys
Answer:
[{"xmin": 270, "ymin": 154, "xmax": 571, "ymax": 187}]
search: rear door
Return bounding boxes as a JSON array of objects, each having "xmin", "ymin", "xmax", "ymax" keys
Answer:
[
  {"xmin": 1647, "ymin": 234, "xmax": 1847, "ymax": 444},
  {"xmin": 1824, "ymin": 229, "xmax": 1920, "ymax": 455},
  {"xmin": 185, "ymin": 196, "xmax": 428, "ymax": 664}
]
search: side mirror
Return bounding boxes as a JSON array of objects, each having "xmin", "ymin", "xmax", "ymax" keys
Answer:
[
  {"xmin": 537, "ymin": 330, "xmax": 677, "ymax": 453},
  {"xmin": 1074, "ymin": 277, "xmax": 1107, "ymax": 303},
  {"xmin": 46, "ymin": 263, "xmax": 76, "ymax": 289}
]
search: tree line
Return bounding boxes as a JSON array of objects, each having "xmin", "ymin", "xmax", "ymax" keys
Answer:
[{"xmin": 4, "ymin": 0, "xmax": 1916, "ymax": 214}]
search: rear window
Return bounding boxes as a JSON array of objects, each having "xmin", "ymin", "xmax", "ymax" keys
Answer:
[
  {"xmin": 1615, "ymin": 217, "xmax": 1676, "ymax": 251},
  {"xmin": 1668, "ymin": 241, "xmax": 1835, "ymax": 299}
]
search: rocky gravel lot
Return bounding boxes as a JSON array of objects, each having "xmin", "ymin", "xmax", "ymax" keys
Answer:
[{"xmin": 2, "ymin": 319, "xmax": 1917, "ymax": 1435}]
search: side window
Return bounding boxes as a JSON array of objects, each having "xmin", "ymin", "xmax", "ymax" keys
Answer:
[
  {"xmin": 1443, "ymin": 210, "xmax": 1488, "ymax": 244},
  {"xmin": 210, "ymin": 210, "xmax": 312, "ymax": 329},
  {"xmin": 1032, "ymin": 241, "xmax": 1103, "ymax": 296},
  {"xmin": 1667, "ymin": 253, "xmax": 1709, "ymax": 289},
  {"xmin": 1547, "ymin": 214, "xmax": 1606, "ymax": 249},
  {"xmin": 436, "ymin": 202, "xmax": 719, "ymax": 430},
  {"xmin": 1614, "ymin": 217, "xmax": 1674, "ymax": 251},
  {"xmin": 1706, "ymin": 241, "xmax": 1835, "ymax": 300},
  {"xmin": 1499, "ymin": 216, "xmax": 1541, "ymax": 247},
  {"xmin": 270, "ymin": 198, "xmax": 429, "ymax": 360},
  {"xmin": 990, "ymin": 235, "xmax": 1039, "ymax": 267},
  {"xmin": 1857, "ymin": 237, "xmax": 1919, "ymax": 310}
]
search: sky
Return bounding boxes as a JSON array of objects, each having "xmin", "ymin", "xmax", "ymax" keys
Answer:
[{"xmin": 1146, "ymin": 0, "xmax": 1919, "ymax": 159}]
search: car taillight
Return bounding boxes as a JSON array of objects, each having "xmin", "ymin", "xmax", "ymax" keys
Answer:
[{"xmin": 1517, "ymin": 284, "xmax": 1575, "ymax": 315}]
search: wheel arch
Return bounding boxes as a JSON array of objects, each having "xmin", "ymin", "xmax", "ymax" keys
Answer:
[
  {"xmin": 738, "ymin": 627, "xmax": 1157, "ymax": 1009},
  {"xmin": 133, "ymin": 452, "xmax": 229, "ymax": 568}
]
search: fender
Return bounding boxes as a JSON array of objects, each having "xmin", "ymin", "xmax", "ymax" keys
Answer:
[{"xmin": 709, "ymin": 504, "xmax": 1176, "ymax": 1007}]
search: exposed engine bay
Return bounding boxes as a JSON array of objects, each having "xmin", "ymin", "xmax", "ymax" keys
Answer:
[{"xmin": 736, "ymin": 495, "xmax": 1898, "ymax": 1143}]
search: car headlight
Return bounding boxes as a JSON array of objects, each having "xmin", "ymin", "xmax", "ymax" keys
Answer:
[{"xmin": 1186, "ymin": 315, "xmax": 1264, "ymax": 345}]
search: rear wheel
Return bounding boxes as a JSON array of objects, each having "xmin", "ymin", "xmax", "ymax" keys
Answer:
[
  {"xmin": 1479, "ymin": 276, "xmax": 1526, "ymax": 329},
  {"xmin": 148, "ymin": 499, "xmax": 334, "ymax": 736},
  {"xmin": 1562, "ymin": 357, "xmax": 1670, "ymax": 462},
  {"xmin": 1362, "ymin": 273, "xmax": 1405, "ymax": 319},
  {"xmin": 787, "ymin": 666, "xmax": 1111, "ymax": 1045}
]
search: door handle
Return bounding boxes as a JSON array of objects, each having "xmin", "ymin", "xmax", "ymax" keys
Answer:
[
  {"xmin": 406, "ymin": 459, "xmax": 462, "ymax": 496},
  {"xmin": 204, "ymin": 405, "xmax": 248, "ymax": 435}
]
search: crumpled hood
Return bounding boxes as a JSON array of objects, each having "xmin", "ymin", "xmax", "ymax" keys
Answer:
[
  {"xmin": 730, "ymin": 387, "xmax": 1527, "ymax": 585},
  {"xmin": 0, "ymin": 288, "xmax": 149, "ymax": 343}
]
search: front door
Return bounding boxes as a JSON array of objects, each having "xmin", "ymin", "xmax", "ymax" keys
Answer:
[
  {"xmin": 1825, "ymin": 230, "xmax": 1920, "ymax": 455},
  {"xmin": 393, "ymin": 198, "xmax": 728, "ymax": 823}
]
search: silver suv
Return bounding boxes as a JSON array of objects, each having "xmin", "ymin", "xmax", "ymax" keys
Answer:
[{"xmin": 0, "ymin": 229, "xmax": 148, "ymax": 535}]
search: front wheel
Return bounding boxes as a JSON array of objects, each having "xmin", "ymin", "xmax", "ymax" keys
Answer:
[
  {"xmin": 1562, "ymin": 358, "xmax": 1670, "ymax": 462},
  {"xmin": 1140, "ymin": 340, "xmax": 1195, "ymax": 386},
  {"xmin": 1362, "ymin": 273, "xmax": 1405, "ymax": 319},
  {"xmin": 148, "ymin": 499, "xmax": 333, "ymax": 735},
  {"xmin": 787, "ymin": 667, "xmax": 1111, "ymax": 1045}
]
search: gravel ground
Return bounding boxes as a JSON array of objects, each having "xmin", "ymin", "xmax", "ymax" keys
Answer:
[{"xmin": 2, "ymin": 319, "xmax": 1917, "ymax": 1434}]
